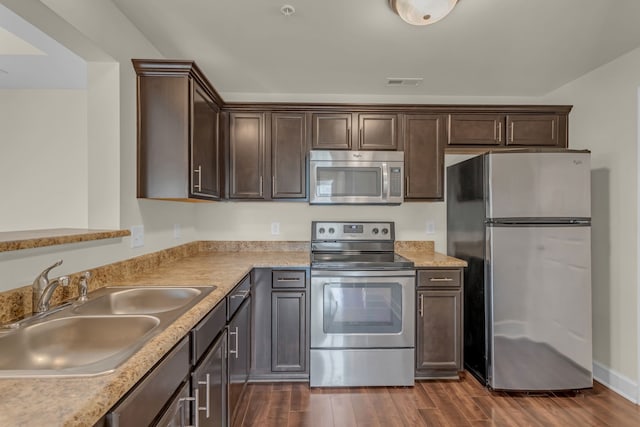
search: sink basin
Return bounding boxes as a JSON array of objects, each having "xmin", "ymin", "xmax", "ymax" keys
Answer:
[
  {"xmin": 0, "ymin": 315, "xmax": 159, "ymax": 376},
  {"xmin": 73, "ymin": 287, "xmax": 202, "ymax": 315},
  {"xmin": 0, "ymin": 285, "xmax": 216, "ymax": 378}
]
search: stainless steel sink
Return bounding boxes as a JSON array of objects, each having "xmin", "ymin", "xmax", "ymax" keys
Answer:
[
  {"xmin": 0, "ymin": 285, "xmax": 216, "ymax": 377},
  {"xmin": 0, "ymin": 316, "xmax": 159, "ymax": 376},
  {"xmin": 72, "ymin": 287, "xmax": 203, "ymax": 315}
]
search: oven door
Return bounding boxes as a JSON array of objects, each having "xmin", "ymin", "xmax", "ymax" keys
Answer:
[{"xmin": 310, "ymin": 270, "xmax": 415, "ymax": 348}]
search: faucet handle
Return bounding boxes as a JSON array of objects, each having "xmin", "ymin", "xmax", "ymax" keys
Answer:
[
  {"xmin": 77, "ymin": 271, "xmax": 91, "ymax": 302},
  {"xmin": 35, "ymin": 260, "xmax": 63, "ymax": 285},
  {"xmin": 58, "ymin": 276, "xmax": 70, "ymax": 287}
]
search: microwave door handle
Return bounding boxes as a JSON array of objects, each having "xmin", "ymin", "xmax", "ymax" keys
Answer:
[{"xmin": 382, "ymin": 163, "xmax": 389, "ymax": 201}]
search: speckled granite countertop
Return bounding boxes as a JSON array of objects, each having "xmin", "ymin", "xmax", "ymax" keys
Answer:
[{"xmin": 0, "ymin": 246, "xmax": 464, "ymax": 426}]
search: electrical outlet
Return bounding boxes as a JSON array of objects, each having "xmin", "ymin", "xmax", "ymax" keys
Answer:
[
  {"xmin": 173, "ymin": 223, "xmax": 181, "ymax": 239},
  {"xmin": 271, "ymin": 222, "xmax": 280, "ymax": 235},
  {"xmin": 425, "ymin": 220, "xmax": 436, "ymax": 235},
  {"xmin": 130, "ymin": 225, "xmax": 144, "ymax": 248}
]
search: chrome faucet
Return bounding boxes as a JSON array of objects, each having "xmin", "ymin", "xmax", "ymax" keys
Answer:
[{"xmin": 32, "ymin": 260, "xmax": 70, "ymax": 314}]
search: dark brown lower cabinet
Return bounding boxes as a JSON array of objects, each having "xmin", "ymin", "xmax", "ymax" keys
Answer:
[
  {"xmin": 416, "ymin": 268, "xmax": 463, "ymax": 379},
  {"xmin": 251, "ymin": 268, "xmax": 309, "ymax": 381},
  {"xmin": 271, "ymin": 291, "xmax": 306, "ymax": 372},
  {"xmin": 191, "ymin": 330, "xmax": 227, "ymax": 427},
  {"xmin": 228, "ymin": 298, "xmax": 251, "ymax": 424}
]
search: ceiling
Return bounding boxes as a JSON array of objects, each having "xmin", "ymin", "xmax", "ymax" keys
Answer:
[
  {"xmin": 3, "ymin": 0, "xmax": 640, "ymax": 96},
  {"xmin": 109, "ymin": 0, "xmax": 640, "ymax": 100}
]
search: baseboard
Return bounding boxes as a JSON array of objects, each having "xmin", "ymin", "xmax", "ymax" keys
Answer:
[{"xmin": 593, "ymin": 360, "xmax": 639, "ymax": 404}]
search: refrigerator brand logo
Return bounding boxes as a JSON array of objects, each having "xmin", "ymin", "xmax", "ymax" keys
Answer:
[{"xmin": 573, "ymin": 160, "xmax": 583, "ymax": 165}]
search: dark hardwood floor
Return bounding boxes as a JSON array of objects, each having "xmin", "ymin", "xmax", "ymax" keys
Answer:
[{"xmin": 232, "ymin": 375, "xmax": 640, "ymax": 426}]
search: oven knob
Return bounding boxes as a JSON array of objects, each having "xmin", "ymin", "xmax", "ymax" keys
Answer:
[
  {"xmin": 328, "ymin": 227, "xmax": 335, "ymax": 234},
  {"xmin": 318, "ymin": 228, "xmax": 325, "ymax": 234},
  {"xmin": 382, "ymin": 228, "xmax": 389, "ymax": 235},
  {"xmin": 372, "ymin": 228, "xmax": 379, "ymax": 235}
]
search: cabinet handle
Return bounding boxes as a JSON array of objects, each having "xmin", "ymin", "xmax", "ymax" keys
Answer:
[
  {"xmin": 551, "ymin": 119, "xmax": 555, "ymax": 137},
  {"xmin": 509, "ymin": 122, "xmax": 514, "ymax": 143},
  {"xmin": 347, "ymin": 127, "xmax": 351, "ymax": 148},
  {"xmin": 230, "ymin": 290, "xmax": 250, "ymax": 299},
  {"xmin": 180, "ymin": 395, "xmax": 198, "ymax": 427},
  {"xmin": 429, "ymin": 277, "xmax": 454, "ymax": 282},
  {"xmin": 229, "ymin": 326, "xmax": 239, "ymax": 359},
  {"xmin": 359, "ymin": 127, "xmax": 363, "ymax": 143},
  {"xmin": 419, "ymin": 294, "xmax": 424, "ymax": 318},
  {"xmin": 259, "ymin": 176, "xmax": 263, "ymax": 196},
  {"xmin": 272, "ymin": 179, "xmax": 276, "ymax": 197},
  {"xmin": 276, "ymin": 277, "xmax": 301, "ymax": 282},
  {"xmin": 193, "ymin": 165, "xmax": 202, "ymax": 192},
  {"xmin": 497, "ymin": 122, "xmax": 502, "ymax": 142},
  {"xmin": 193, "ymin": 373, "xmax": 211, "ymax": 419}
]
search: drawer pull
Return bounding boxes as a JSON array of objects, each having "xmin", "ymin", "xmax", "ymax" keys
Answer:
[
  {"xmin": 181, "ymin": 396, "xmax": 197, "ymax": 427},
  {"xmin": 229, "ymin": 326, "xmax": 239, "ymax": 359},
  {"xmin": 419, "ymin": 294, "xmax": 424, "ymax": 318},
  {"xmin": 276, "ymin": 277, "xmax": 301, "ymax": 282},
  {"xmin": 429, "ymin": 277, "xmax": 454, "ymax": 282},
  {"xmin": 230, "ymin": 290, "xmax": 250, "ymax": 299}
]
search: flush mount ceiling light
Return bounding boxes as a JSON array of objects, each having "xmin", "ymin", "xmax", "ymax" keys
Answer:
[
  {"xmin": 389, "ymin": 0, "xmax": 458, "ymax": 26},
  {"xmin": 280, "ymin": 5, "xmax": 296, "ymax": 17}
]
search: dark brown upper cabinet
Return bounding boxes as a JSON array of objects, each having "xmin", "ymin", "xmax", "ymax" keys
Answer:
[
  {"xmin": 311, "ymin": 113, "xmax": 352, "ymax": 150},
  {"xmin": 133, "ymin": 59, "xmax": 223, "ymax": 201},
  {"xmin": 271, "ymin": 113, "xmax": 307, "ymax": 199},
  {"xmin": 446, "ymin": 108, "xmax": 569, "ymax": 152},
  {"xmin": 357, "ymin": 113, "xmax": 398, "ymax": 150},
  {"xmin": 506, "ymin": 114, "xmax": 561, "ymax": 146},
  {"xmin": 311, "ymin": 112, "xmax": 398, "ymax": 151},
  {"xmin": 403, "ymin": 114, "xmax": 446, "ymax": 201},
  {"xmin": 228, "ymin": 112, "xmax": 267, "ymax": 199},
  {"xmin": 448, "ymin": 114, "xmax": 504, "ymax": 146}
]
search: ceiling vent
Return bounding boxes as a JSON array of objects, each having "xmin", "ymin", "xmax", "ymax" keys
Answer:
[{"xmin": 386, "ymin": 77, "xmax": 423, "ymax": 87}]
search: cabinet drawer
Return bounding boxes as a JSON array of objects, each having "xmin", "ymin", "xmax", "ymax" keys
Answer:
[
  {"xmin": 107, "ymin": 337, "xmax": 190, "ymax": 427},
  {"xmin": 191, "ymin": 300, "xmax": 226, "ymax": 365},
  {"xmin": 272, "ymin": 270, "xmax": 306, "ymax": 289},
  {"xmin": 417, "ymin": 269, "xmax": 461, "ymax": 288},
  {"xmin": 227, "ymin": 274, "xmax": 251, "ymax": 321}
]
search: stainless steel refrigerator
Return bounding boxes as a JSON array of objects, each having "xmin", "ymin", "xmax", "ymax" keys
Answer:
[{"xmin": 447, "ymin": 150, "xmax": 593, "ymax": 391}]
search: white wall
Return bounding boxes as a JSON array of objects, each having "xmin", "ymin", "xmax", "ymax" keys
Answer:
[
  {"xmin": 0, "ymin": 0, "xmax": 199, "ymax": 293},
  {"xmin": 0, "ymin": 89, "xmax": 88, "ymax": 231},
  {"xmin": 542, "ymin": 46, "xmax": 640, "ymax": 397}
]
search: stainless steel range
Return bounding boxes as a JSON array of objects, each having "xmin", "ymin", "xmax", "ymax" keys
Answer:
[{"xmin": 309, "ymin": 221, "xmax": 416, "ymax": 387}]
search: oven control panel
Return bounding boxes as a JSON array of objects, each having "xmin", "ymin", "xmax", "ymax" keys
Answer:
[{"xmin": 312, "ymin": 221, "xmax": 395, "ymax": 241}]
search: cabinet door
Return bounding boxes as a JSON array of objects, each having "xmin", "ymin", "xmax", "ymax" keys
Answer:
[
  {"xmin": 271, "ymin": 291, "xmax": 306, "ymax": 372},
  {"xmin": 311, "ymin": 113, "xmax": 352, "ymax": 150},
  {"xmin": 228, "ymin": 298, "xmax": 251, "ymax": 423},
  {"xmin": 229, "ymin": 112, "xmax": 266, "ymax": 198},
  {"xmin": 403, "ymin": 114, "xmax": 445, "ymax": 200},
  {"xmin": 506, "ymin": 114, "xmax": 560, "ymax": 146},
  {"xmin": 416, "ymin": 289, "xmax": 462, "ymax": 374},
  {"xmin": 192, "ymin": 330, "xmax": 227, "ymax": 427},
  {"xmin": 357, "ymin": 113, "xmax": 398, "ymax": 150},
  {"xmin": 191, "ymin": 83, "xmax": 221, "ymax": 198},
  {"xmin": 271, "ymin": 113, "xmax": 307, "ymax": 198},
  {"xmin": 447, "ymin": 114, "xmax": 504, "ymax": 146}
]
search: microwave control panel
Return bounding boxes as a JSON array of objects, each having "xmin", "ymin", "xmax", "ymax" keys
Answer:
[
  {"xmin": 312, "ymin": 221, "xmax": 395, "ymax": 241},
  {"xmin": 389, "ymin": 167, "xmax": 402, "ymax": 197}
]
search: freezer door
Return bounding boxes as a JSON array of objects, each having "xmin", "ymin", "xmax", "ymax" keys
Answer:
[
  {"xmin": 487, "ymin": 225, "xmax": 592, "ymax": 391},
  {"xmin": 486, "ymin": 152, "xmax": 591, "ymax": 219}
]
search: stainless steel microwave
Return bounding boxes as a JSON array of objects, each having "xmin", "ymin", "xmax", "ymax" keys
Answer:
[{"xmin": 309, "ymin": 150, "xmax": 404, "ymax": 204}]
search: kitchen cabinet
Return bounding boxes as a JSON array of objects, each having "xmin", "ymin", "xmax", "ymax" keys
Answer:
[
  {"xmin": 358, "ymin": 113, "xmax": 399, "ymax": 150},
  {"xmin": 228, "ymin": 112, "xmax": 267, "ymax": 199},
  {"xmin": 506, "ymin": 114, "xmax": 561, "ymax": 146},
  {"xmin": 251, "ymin": 268, "xmax": 309, "ymax": 381},
  {"xmin": 403, "ymin": 114, "xmax": 446, "ymax": 201},
  {"xmin": 311, "ymin": 112, "xmax": 398, "ymax": 151},
  {"xmin": 227, "ymin": 276, "xmax": 251, "ymax": 424},
  {"xmin": 415, "ymin": 268, "xmax": 463, "ymax": 379},
  {"xmin": 311, "ymin": 112, "xmax": 352, "ymax": 150},
  {"xmin": 191, "ymin": 301, "xmax": 228, "ymax": 427},
  {"xmin": 103, "ymin": 337, "xmax": 191, "ymax": 426},
  {"xmin": 133, "ymin": 59, "xmax": 223, "ymax": 201},
  {"xmin": 271, "ymin": 112, "xmax": 308, "ymax": 199},
  {"xmin": 447, "ymin": 110, "xmax": 568, "ymax": 150}
]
